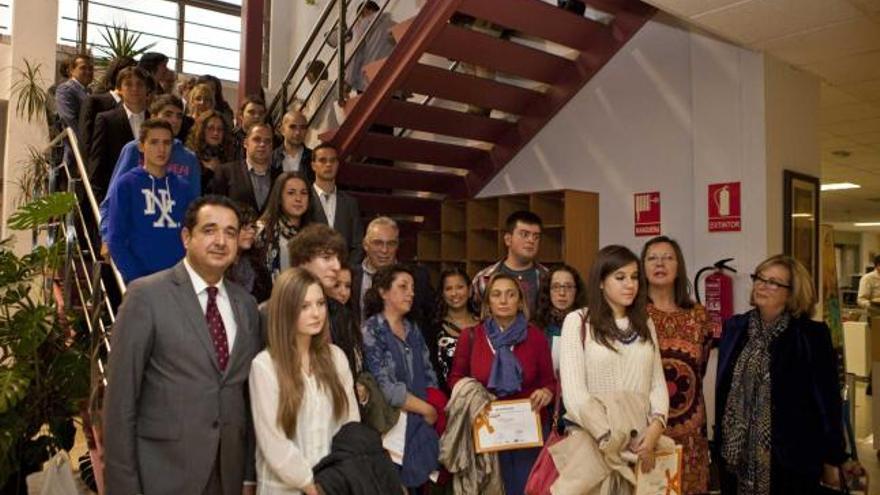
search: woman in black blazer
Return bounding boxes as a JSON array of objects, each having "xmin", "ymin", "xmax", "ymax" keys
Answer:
[{"xmin": 715, "ymin": 254, "xmax": 857, "ymax": 494}]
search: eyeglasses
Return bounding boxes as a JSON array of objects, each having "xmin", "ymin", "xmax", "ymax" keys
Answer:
[
  {"xmin": 290, "ymin": 124, "xmax": 309, "ymax": 130},
  {"xmin": 550, "ymin": 284, "xmax": 576, "ymax": 292},
  {"xmin": 645, "ymin": 254, "xmax": 675, "ymax": 264},
  {"xmin": 514, "ymin": 230, "xmax": 541, "ymax": 241},
  {"xmin": 368, "ymin": 239, "xmax": 399, "ymax": 250},
  {"xmin": 750, "ymin": 273, "xmax": 791, "ymax": 290}
]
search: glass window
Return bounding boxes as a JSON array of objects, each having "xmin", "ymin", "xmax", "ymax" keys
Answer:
[
  {"xmin": 0, "ymin": 1, "xmax": 11, "ymax": 36},
  {"xmin": 183, "ymin": 5, "xmax": 240, "ymax": 81},
  {"xmin": 56, "ymin": 0, "xmax": 242, "ymax": 82}
]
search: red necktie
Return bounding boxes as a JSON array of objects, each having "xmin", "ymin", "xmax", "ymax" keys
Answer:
[{"xmin": 205, "ymin": 286, "xmax": 230, "ymax": 371}]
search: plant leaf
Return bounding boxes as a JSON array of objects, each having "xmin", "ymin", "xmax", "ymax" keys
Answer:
[
  {"xmin": 7, "ymin": 192, "xmax": 76, "ymax": 231},
  {"xmin": 0, "ymin": 370, "xmax": 30, "ymax": 414}
]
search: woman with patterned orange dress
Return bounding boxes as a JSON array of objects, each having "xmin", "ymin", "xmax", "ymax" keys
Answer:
[{"xmin": 641, "ymin": 236, "xmax": 714, "ymax": 494}]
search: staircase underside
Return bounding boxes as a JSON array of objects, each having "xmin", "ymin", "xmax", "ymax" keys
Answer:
[{"xmin": 328, "ymin": 0, "xmax": 656, "ymax": 240}]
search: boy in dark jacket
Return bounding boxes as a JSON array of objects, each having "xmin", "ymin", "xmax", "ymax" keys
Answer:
[{"xmin": 106, "ymin": 119, "xmax": 195, "ymax": 283}]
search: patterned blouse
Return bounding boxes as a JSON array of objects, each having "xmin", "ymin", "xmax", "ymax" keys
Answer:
[{"xmin": 647, "ymin": 303, "xmax": 715, "ymax": 495}]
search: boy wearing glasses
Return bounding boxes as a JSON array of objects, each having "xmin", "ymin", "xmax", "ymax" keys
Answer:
[
  {"xmin": 272, "ymin": 110, "xmax": 314, "ymax": 182},
  {"xmin": 308, "ymin": 143, "xmax": 364, "ymax": 265},
  {"xmin": 472, "ymin": 210, "xmax": 548, "ymax": 317}
]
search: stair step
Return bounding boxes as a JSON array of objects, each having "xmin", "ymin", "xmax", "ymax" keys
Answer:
[
  {"xmin": 376, "ymin": 99, "xmax": 515, "ymax": 143},
  {"xmin": 458, "ymin": 0, "xmax": 612, "ymax": 52},
  {"xmin": 429, "ymin": 23, "xmax": 576, "ymax": 85},
  {"xmin": 351, "ymin": 192, "xmax": 442, "ymax": 218},
  {"xmin": 337, "ymin": 162, "xmax": 466, "ymax": 195},
  {"xmin": 401, "ymin": 63, "xmax": 550, "ymax": 117},
  {"xmin": 355, "ymin": 132, "xmax": 491, "ymax": 172}
]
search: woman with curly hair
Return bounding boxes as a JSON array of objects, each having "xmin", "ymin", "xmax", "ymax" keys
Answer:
[{"xmin": 186, "ymin": 110, "xmax": 232, "ymax": 193}]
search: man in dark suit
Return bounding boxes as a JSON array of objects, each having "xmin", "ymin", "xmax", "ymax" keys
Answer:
[
  {"xmin": 210, "ymin": 122, "xmax": 280, "ymax": 214},
  {"xmin": 55, "ymin": 53, "xmax": 93, "ymax": 136},
  {"xmin": 55, "ymin": 53, "xmax": 93, "ymax": 168},
  {"xmin": 88, "ymin": 66, "xmax": 150, "ymax": 199},
  {"xmin": 308, "ymin": 143, "xmax": 364, "ymax": 266},
  {"xmin": 103, "ymin": 195, "xmax": 262, "ymax": 495},
  {"xmin": 272, "ymin": 109, "xmax": 314, "ymax": 183},
  {"xmin": 352, "ymin": 216, "xmax": 435, "ymax": 331},
  {"xmin": 78, "ymin": 56, "xmax": 137, "ymax": 160}
]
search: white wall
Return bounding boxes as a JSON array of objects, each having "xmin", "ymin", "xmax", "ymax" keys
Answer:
[
  {"xmin": 479, "ymin": 15, "xmax": 820, "ymax": 314},
  {"xmin": 1, "ymin": 0, "xmax": 58, "ymax": 252}
]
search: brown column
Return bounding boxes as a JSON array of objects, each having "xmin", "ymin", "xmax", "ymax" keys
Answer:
[{"xmin": 238, "ymin": 0, "xmax": 265, "ymax": 106}]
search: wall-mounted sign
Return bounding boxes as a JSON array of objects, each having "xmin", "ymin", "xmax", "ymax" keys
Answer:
[
  {"xmin": 708, "ymin": 182, "xmax": 741, "ymax": 232},
  {"xmin": 634, "ymin": 191, "xmax": 661, "ymax": 236}
]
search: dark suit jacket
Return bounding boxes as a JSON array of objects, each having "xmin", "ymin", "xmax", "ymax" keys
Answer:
[
  {"xmin": 103, "ymin": 262, "xmax": 262, "ymax": 495},
  {"xmin": 714, "ymin": 312, "xmax": 847, "ymax": 484},
  {"xmin": 55, "ymin": 79, "xmax": 88, "ymax": 133},
  {"xmin": 309, "ymin": 186, "xmax": 364, "ymax": 266},
  {"xmin": 89, "ymin": 106, "xmax": 148, "ymax": 198},
  {"xmin": 272, "ymin": 145, "xmax": 314, "ymax": 184},
  {"xmin": 209, "ymin": 160, "xmax": 282, "ymax": 215},
  {"xmin": 79, "ymin": 91, "xmax": 118, "ymax": 159},
  {"xmin": 352, "ymin": 261, "xmax": 435, "ymax": 333}
]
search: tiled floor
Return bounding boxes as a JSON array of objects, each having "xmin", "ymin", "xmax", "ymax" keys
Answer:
[{"xmin": 851, "ymin": 381, "xmax": 879, "ymax": 494}]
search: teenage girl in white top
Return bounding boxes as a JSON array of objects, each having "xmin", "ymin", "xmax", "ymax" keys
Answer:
[
  {"xmin": 250, "ymin": 268, "xmax": 359, "ymax": 495},
  {"xmin": 559, "ymin": 245, "xmax": 668, "ymax": 489}
]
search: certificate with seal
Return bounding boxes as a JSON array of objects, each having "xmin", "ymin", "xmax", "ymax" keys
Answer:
[
  {"xmin": 473, "ymin": 399, "xmax": 544, "ymax": 453},
  {"xmin": 635, "ymin": 445, "xmax": 683, "ymax": 495}
]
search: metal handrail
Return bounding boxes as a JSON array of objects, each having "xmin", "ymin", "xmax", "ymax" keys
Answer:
[
  {"xmin": 268, "ymin": 0, "xmax": 399, "ymax": 128},
  {"xmin": 41, "ymin": 126, "xmax": 127, "ymax": 392},
  {"xmin": 267, "ymin": 0, "xmax": 339, "ymax": 121}
]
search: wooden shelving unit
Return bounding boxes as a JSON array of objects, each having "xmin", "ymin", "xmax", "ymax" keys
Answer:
[{"xmin": 416, "ymin": 190, "xmax": 599, "ymax": 285}]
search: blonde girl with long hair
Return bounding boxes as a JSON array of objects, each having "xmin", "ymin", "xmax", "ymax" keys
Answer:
[{"xmin": 250, "ymin": 268, "xmax": 359, "ymax": 494}]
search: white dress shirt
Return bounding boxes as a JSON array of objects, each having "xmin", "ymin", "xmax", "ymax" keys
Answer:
[
  {"xmin": 184, "ymin": 258, "xmax": 237, "ymax": 353},
  {"xmin": 282, "ymin": 146, "xmax": 304, "ymax": 173},
  {"xmin": 314, "ymin": 182, "xmax": 337, "ymax": 228},
  {"xmin": 123, "ymin": 104, "xmax": 146, "ymax": 140}
]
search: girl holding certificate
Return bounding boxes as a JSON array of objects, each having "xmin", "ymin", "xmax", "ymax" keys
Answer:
[
  {"xmin": 362, "ymin": 264, "xmax": 441, "ymax": 491},
  {"xmin": 448, "ymin": 272, "xmax": 556, "ymax": 495},
  {"xmin": 559, "ymin": 245, "xmax": 669, "ymax": 494},
  {"xmin": 249, "ymin": 268, "xmax": 359, "ymax": 495}
]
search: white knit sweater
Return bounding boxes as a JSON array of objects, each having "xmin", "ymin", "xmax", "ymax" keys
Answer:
[{"xmin": 559, "ymin": 309, "xmax": 669, "ymax": 435}]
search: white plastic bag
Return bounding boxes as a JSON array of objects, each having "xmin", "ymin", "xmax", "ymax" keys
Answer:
[{"xmin": 36, "ymin": 451, "xmax": 79, "ymax": 495}]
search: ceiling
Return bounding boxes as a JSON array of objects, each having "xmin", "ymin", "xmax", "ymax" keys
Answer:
[{"xmin": 639, "ymin": 0, "xmax": 880, "ymax": 226}]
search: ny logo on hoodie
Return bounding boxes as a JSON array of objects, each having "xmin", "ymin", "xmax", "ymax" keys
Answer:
[{"xmin": 141, "ymin": 189, "xmax": 178, "ymax": 228}]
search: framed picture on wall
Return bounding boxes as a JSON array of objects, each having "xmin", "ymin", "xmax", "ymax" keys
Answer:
[{"xmin": 783, "ymin": 170, "xmax": 820, "ymax": 290}]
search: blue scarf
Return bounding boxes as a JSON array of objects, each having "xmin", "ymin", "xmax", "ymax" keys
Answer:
[{"xmin": 485, "ymin": 313, "xmax": 529, "ymax": 397}]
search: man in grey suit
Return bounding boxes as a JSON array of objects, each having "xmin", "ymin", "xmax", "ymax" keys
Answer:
[
  {"xmin": 104, "ymin": 195, "xmax": 262, "ymax": 495},
  {"xmin": 309, "ymin": 143, "xmax": 364, "ymax": 266}
]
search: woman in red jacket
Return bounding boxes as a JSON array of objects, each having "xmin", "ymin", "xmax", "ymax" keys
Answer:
[{"xmin": 448, "ymin": 272, "xmax": 556, "ymax": 495}]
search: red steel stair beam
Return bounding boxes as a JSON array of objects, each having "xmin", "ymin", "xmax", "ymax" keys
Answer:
[
  {"xmin": 375, "ymin": 99, "xmax": 516, "ymax": 143},
  {"xmin": 428, "ymin": 23, "xmax": 577, "ymax": 85},
  {"xmin": 350, "ymin": 192, "xmax": 442, "ymax": 218},
  {"xmin": 330, "ymin": 0, "xmax": 464, "ymax": 159},
  {"xmin": 337, "ymin": 162, "xmax": 467, "ymax": 194},
  {"xmin": 460, "ymin": 0, "xmax": 655, "ymax": 196},
  {"xmin": 457, "ymin": 0, "xmax": 615, "ymax": 52},
  {"xmin": 356, "ymin": 132, "xmax": 493, "ymax": 175},
  {"xmin": 401, "ymin": 64, "xmax": 552, "ymax": 118}
]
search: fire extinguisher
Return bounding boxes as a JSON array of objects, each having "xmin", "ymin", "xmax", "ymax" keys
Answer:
[{"xmin": 694, "ymin": 258, "xmax": 737, "ymax": 340}]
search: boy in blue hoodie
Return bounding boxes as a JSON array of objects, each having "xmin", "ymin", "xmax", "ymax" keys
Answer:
[
  {"xmin": 99, "ymin": 94, "xmax": 200, "ymax": 240},
  {"xmin": 106, "ymin": 119, "xmax": 195, "ymax": 283}
]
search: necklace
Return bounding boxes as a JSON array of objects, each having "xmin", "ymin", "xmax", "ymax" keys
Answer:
[{"xmin": 617, "ymin": 324, "xmax": 639, "ymax": 344}]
